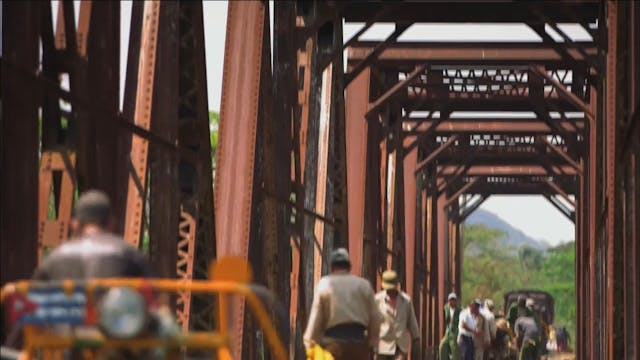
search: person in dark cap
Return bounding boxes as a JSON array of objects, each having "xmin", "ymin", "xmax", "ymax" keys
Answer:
[
  {"xmin": 33, "ymin": 189, "xmax": 150, "ymax": 280},
  {"xmin": 439, "ymin": 292, "xmax": 461, "ymax": 360},
  {"xmin": 303, "ymin": 248, "xmax": 382, "ymax": 359},
  {"xmin": 374, "ymin": 270, "xmax": 420, "ymax": 360}
]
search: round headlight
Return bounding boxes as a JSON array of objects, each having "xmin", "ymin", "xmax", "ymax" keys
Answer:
[{"xmin": 98, "ymin": 287, "xmax": 147, "ymax": 339}]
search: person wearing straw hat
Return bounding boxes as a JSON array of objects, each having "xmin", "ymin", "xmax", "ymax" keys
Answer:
[
  {"xmin": 374, "ymin": 270, "xmax": 420, "ymax": 360},
  {"xmin": 439, "ymin": 292, "xmax": 461, "ymax": 360}
]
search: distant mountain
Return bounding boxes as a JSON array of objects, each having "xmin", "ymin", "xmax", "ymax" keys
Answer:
[{"xmin": 465, "ymin": 209, "xmax": 550, "ymax": 250}]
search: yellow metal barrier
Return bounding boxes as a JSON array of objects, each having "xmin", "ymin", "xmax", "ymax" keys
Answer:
[{"xmin": 1, "ymin": 258, "xmax": 287, "ymax": 360}]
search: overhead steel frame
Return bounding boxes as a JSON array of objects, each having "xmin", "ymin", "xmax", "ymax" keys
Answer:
[{"xmin": 341, "ymin": 5, "xmax": 594, "ymax": 357}]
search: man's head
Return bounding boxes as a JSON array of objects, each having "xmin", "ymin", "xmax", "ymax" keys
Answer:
[
  {"xmin": 517, "ymin": 295, "xmax": 526, "ymax": 307},
  {"xmin": 470, "ymin": 298, "xmax": 482, "ymax": 314},
  {"xmin": 485, "ymin": 299, "xmax": 495, "ymax": 312},
  {"xmin": 525, "ymin": 298, "xmax": 535, "ymax": 310},
  {"xmin": 329, "ymin": 248, "xmax": 351, "ymax": 272},
  {"xmin": 70, "ymin": 190, "xmax": 114, "ymax": 235},
  {"xmin": 381, "ymin": 270, "xmax": 399, "ymax": 295},
  {"xmin": 447, "ymin": 292, "xmax": 458, "ymax": 307}
]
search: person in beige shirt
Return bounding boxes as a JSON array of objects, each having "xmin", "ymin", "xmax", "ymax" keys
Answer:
[
  {"xmin": 303, "ymin": 248, "xmax": 382, "ymax": 359},
  {"xmin": 374, "ymin": 270, "xmax": 421, "ymax": 360}
]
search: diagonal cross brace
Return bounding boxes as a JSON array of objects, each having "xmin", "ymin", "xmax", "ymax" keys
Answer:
[
  {"xmin": 539, "ymin": 135, "xmax": 583, "ymax": 174},
  {"xmin": 529, "ymin": 65, "xmax": 594, "ymax": 121},
  {"xmin": 544, "ymin": 194, "xmax": 575, "ymax": 222},
  {"xmin": 366, "ymin": 64, "xmax": 426, "ymax": 119},
  {"xmin": 345, "ymin": 22, "xmax": 413, "ymax": 86},
  {"xmin": 414, "ymin": 134, "xmax": 459, "ymax": 175},
  {"xmin": 444, "ymin": 177, "xmax": 482, "ymax": 209}
]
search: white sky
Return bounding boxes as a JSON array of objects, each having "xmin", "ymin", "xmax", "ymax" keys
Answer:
[{"xmin": 55, "ymin": 1, "xmax": 577, "ymax": 246}]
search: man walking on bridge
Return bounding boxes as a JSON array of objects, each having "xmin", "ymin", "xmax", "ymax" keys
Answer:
[
  {"xmin": 439, "ymin": 292, "xmax": 461, "ymax": 360},
  {"xmin": 374, "ymin": 270, "xmax": 421, "ymax": 360},
  {"xmin": 304, "ymin": 248, "xmax": 382, "ymax": 359}
]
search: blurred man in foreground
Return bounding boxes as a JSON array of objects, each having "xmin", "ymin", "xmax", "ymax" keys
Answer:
[
  {"xmin": 33, "ymin": 190, "xmax": 150, "ymax": 280},
  {"xmin": 304, "ymin": 248, "xmax": 382, "ymax": 359}
]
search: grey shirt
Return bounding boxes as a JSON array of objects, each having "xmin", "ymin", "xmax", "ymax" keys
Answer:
[
  {"xmin": 33, "ymin": 233, "xmax": 150, "ymax": 280},
  {"xmin": 514, "ymin": 316, "xmax": 539, "ymax": 344}
]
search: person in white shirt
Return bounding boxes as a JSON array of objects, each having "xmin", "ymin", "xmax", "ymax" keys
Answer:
[
  {"xmin": 304, "ymin": 248, "xmax": 383, "ymax": 359},
  {"xmin": 458, "ymin": 299, "xmax": 484, "ymax": 360},
  {"xmin": 374, "ymin": 270, "xmax": 420, "ymax": 360}
]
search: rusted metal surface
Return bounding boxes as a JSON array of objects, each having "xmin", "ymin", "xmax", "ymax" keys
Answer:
[
  {"xmin": 147, "ymin": 0, "xmax": 179, "ymax": 278},
  {"xmin": 605, "ymin": 3, "xmax": 619, "ymax": 358},
  {"xmin": 345, "ymin": 69, "xmax": 371, "ymax": 276},
  {"xmin": 403, "ymin": 143, "xmax": 417, "ymax": 299},
  {"xmin": 37, "ymin": 151, "xmax": 76, "ymax": 263},
  {"xmin": 123, "ymin": 1, "xmax": 160, "ymax": 247},
  {"xmin": 214, "ymin": 2, "xmax": 265, "ymax": 357},
  {"xmin": 1, "ymin": 2, "xmax": 41, "ymax": 285},
  {"xmin": 2, "ymin": 2, "xmax": 640, "ymax": 358},
  {"xmin": 348, "ymin": 42, "xmax": 597, "ymax": 65},
  {"xmin": 86, "ymin": 1, "xmax": 123, "ymax": 218},
  {"xmin": 272, "ymin": 1, "xmax": 296, "ymax": 346},
  {"xmin": 176, "ymin": 208, "xmax": 196, "ymax": 330}
]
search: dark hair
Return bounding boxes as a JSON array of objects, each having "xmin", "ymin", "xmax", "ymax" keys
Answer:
[
  {"xmin": 331, "ymin": 261, "xmax": 351, "ymax": 271},
  {"xmin": 72, "ymin": 190, "xmax": 112, "ymax": 227}
]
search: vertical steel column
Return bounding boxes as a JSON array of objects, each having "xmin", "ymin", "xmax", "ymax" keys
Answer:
[
  {"xmin": 404, "ymin": 142, "xmax": 418, "ymax": 299},
  {"xmin": 174, "ymin": 2, "xmax": 216, "ymax": 331},
  {"xmin": 345, "ymin": 69, "xmax": 371, "ymax": 276},
  {"xmin": 622, "ymin": 4, "xmax": 640, "ymax": 356},
  {"xmin": 299, "ymin": 26, "xmax": 322, "ymax": 337},
  {"xmin": 604, "ymin": 2, "xmax": 623, "ymax": 358},
  {"xmin": 123, "ymin": 2, "xmax": 160, "ymax": 247},
  {"xmin": 426, "ymin": 186, "xmax": 440, "ymax": 356},
  {"xmin": 215, "ymin": 2, "xmax": 266, "ymax": 358},
  {"xmin": 436, "ymin": 191, "xmax": 448, "ymax": 336},
  {"xmin": 0, "ymin": 1, "xmax": 41, "ymax": 285},
  {"xmin": 392, "ymin": 119, "xmax": 407, "ymax": 287},
  {"xmin": 87, "ymin": 1, "xmax": 122, "ymax": 211},
  {"xmin": 363, "ymin": 119, "xmax": 383, "ymax": 285},
  {"xmin": 147, "ymin": 1, "xmax": 179, "ymax": 279},
  {"xmin": 324, "ymin": 18, "xmax": 350, "ymax": 253},
  {"xmin": 272, "ymin": 1, "xmax": 296, "ymax": 346}
]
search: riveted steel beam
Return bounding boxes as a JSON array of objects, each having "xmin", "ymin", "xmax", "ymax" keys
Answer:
[
  {"xmin": 348, "ymin": 42, "xmax": 597, "ymax": 66},
  {"xmin": 346, "ymin": 68, "xmax": 371, "ymax": 277},
  {"xmin": 215, "ymin": 2, "xmax": 266, "ymax": 358}
]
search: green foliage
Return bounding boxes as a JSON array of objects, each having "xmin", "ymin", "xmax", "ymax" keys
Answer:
[
  {"xmin": 209, "ymin": 111, "xmax": 219, "ymax": 161},
  {"xmin": 462, "ymin": 224, "xmax": 575, "ymax": 347}
]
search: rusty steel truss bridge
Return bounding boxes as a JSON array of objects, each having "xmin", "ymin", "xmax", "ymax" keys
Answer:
[{"xmin": 1, "ymin": 1, "xmax": 638, "ymax": 359}]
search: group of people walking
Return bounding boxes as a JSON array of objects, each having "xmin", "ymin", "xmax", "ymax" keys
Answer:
[
  {"xmin": 303, "ymin": 248, "xmax": 420, "ymax": 359},
  {"xmin": 440, "ymin": 293, "xmax": 543, "ymax": 360},
  {"xmin": 38, "ymin": 190, "xmax": 546, "ymax": 360},
  {"xmin": 301, "ymin": 245, "xmax": 547, "ymax": 360},
  {"xmin": 439, "ymin": 294, "xmax": 500, "ymax": 360}
]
